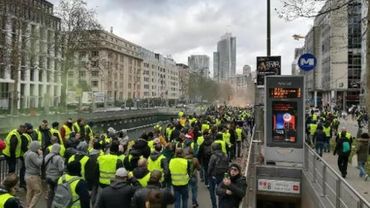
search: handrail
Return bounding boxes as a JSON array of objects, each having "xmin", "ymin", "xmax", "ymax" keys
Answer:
[
  {"xmin": 244, "ymin": 125, "xmax": 256, "ymax": 178},
  {"xmin": 305, "ymin": 142, "xmax": 370, "ymax": 207}
]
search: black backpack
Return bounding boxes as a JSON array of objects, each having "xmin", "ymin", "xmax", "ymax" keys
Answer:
[{"xmin": 214, "ymin": 154, "xmax": 229, "ymax": 176}]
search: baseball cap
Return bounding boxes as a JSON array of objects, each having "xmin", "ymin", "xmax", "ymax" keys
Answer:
[{"xmin": 115, "ymin": 168, "xmax": 128, "ymax": 177}]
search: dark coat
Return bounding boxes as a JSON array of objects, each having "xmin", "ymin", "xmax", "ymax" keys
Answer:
[
  {"xmin": 97, "ymin": 179, "xmax": 137, "ymax": 208},
  {"xmin": 216, "ymin": 175, "xmax": 247, "ymax": 208}
]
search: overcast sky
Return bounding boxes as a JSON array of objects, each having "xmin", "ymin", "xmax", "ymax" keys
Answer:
[{"xmin": 50, "ymin": 0, "xmax": 314, "ymax": 76}]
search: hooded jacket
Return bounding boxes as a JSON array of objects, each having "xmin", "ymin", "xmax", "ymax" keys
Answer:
[
  {"xmin": 97, "ymin": 179, "xmax": 137, "ymax": 208},
  {"xmin": 44, "ymin": 144, "xmax": 64, "ymax": 181},
  {"xmin": 24, "ymin": 141, "xmax": 43, "ymax": 177},
  {"xmin": 216, "ymin": 164, "xmax": 247, "ymax": 208},
  {"xmin": 133, "ymin": 166, "xmax": 150, "ymax": 182},
  {"xmin": 149, "ymin": 151, "xmax": 169, "ymax": 177}
]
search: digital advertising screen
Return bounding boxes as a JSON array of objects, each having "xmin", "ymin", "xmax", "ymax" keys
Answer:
[{"xmin": 272, "ymin": 101, "xmax": 297, "ymax": 143}]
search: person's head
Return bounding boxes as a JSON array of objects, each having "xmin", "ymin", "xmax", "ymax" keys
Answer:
[
  {"xmin": 67, "ymin": 160, "xmax": 81, "ymax": 176},
  {"xmin": 75, "ymin": 132, "xmax": 81, "ymax": 140},
  {"xmin": 93, "ymin": 138, "xmax": 102, "ymax": 150},
  {"xmin": 77, "ymin": 118, "xmax": 85, "ymax": 125},
  {"xmin": 341, "ymin": 127, "xmax": 347, "ymax": 133},
  {"xmin": 148, "ymin": 170, "xmax": 162, "ymax": 184},
  {"xmin": 228, "ymin": 163, "xmax": 241, "ymax": 178},
  {"xmin": 115, "ymin": 167, "xmax": 128, "ymax": 181},
  {"xmin": 110, "ymin": 140, "xmax": 120, "ymax": 154},
  {"xmin": 24, "ymin": 123, "xmax": 33, "ymax": 133},
  {"xmin": 66, "ymin": 118, "xmax": 73, "ymax": 126},
  {"xmin": 138, "ymin": 158, "xmax": 148, "ymax": 168},
  {"xmin": 41, "ymin": 120, "xmax": 48, "ymax": 129},
  {"xmin": 154, "ymin": 142, "xmax": 162, "ymax": 152},
  {"xmin": 52, "ymin": 121, "xmax": 59, "ymax": 129},
  {"xmin": 50, "ymin": 136, "xmax": 59, "ymax": 145},
  {"xmin": 175, "ymin": 148, "xmax": 184, "ymax": 158},
  {"xmin": 1, "ymin": 173, "xmax": 18, "ymax": 194},
  {"xmin": 51, "ymin": 143, "xmax": 61, "ymax": 154},
  {"xmin": 29, "ymin": 141, "xmax": 41, "ymax": 153},
  {"xmin": 145, "ymin": 189, "xmax": 163, "ymax": 208},
  {"xmin": 211, "ymin": 142, "xmax": 221, "ymax": 152}
]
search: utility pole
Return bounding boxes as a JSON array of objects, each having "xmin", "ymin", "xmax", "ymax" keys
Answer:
[{"xmin": 267, "ymin": 0, "xmax": 271, "ymax": 56}]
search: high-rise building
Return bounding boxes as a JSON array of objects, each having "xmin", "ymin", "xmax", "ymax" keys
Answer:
[
  {"xmin": 298, "ymin": 0, "xmax": 362, "ymax": 109},
  {"xmin": 0, "ymin": 0, "xmax": 62, "ymax": 112},
  {"xmin": 243, "ymin": 65, "xmax": 251, "ymax": 75},
  {"xmin": 213, "ymin": 33, "xmax": 236, "ymax": 82},
  {"xmin": 188, "ymin": 55, "xmax": 209, "ymax": 78}
]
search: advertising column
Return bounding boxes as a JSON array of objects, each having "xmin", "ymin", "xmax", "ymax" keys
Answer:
[{"xmin": 265, "ymin": 76, "xmax": 305, "ymax": 165}]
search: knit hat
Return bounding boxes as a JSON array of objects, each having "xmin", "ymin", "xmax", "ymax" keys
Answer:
[
  {"xmin": 229, "ymin": 163, "xmax": 241, "ymax": 172},
  {"xmin": 0, "ymin": 139, "xmax": 5, "ymax": 151},
  {"xmin": 115, "ymin": 168, "xmax": 128, "ymax": 177}
]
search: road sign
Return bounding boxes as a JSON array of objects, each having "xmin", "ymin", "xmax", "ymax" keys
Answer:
[{"xmin": 298, "ymin": 53, "xmax": 316, "ymax": 71}]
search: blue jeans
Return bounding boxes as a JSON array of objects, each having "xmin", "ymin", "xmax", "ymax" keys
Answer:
[
  {"xmin": 173, "ymin": 185, "xmax": 188, "ymax": 208},
  {"xmin": 208, "ymin": 176, "xmax": 222, "ymax": 208},
  {"xmin": 189, "ymin": 175, "xmax": 198, "ymax": 205},
  {"xmin": 359, "ymin": 161, "xmax": 367, "ymax": 177},
  {"xmin": 315, "ymin": 142, "xmax": 324, "ymax": 157},
  {"xmin": 324, "ymin": 137, "xmax": 330, "ymax": 152}
]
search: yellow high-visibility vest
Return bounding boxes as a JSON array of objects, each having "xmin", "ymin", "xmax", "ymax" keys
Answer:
[
  {"xmin": 62, "ymin": 124, "xmax": 72, "ymax": 140},
  {"xmin": 2, "ymin": 129, "xmax": 21, "ymax": 158},
  {"xmin": 50, "ymin": 128, "xmax": 63, "ymax": 145},
  {"xmin": 0, "ymin": 193, "xmax": 14, "ymax": 208},
  {"xmin": 137, "ymin": 172, "xmax": 151, "ymax": 187},
  {"xmin": 68, "ymin": 154, "xmax": 89, "ymax": 179},
  {"xmin": 97, "ymin": 154, "xmax": 119, "ymax": 185},
  {"xmin": 47, "ymin": 145, "xmax": 65, "ymax": 157},
  {"xmin": 57, "ymin": 174, "xmax": 82, "ymax": 208},
  {"xmin": 236, "ymin": 128, "xmax": 242, "ymax": 141},
  {"xmin": 323, "ymin": 126, "xmax": 331, "ymax": 137},
  {"xmin": 72, "ymin": 122, "xmax": 80, "ymax": 133},
  {"xmin": 169, "ymin": 157, "xmax": 189, "ymax": 186},
  {"xmin": 309, "ymin": 124, "xmax": 318, "ymax": 136},
  {"xmin": 213, "ymin": 140, "xmax": 227, "ymax": 155}
]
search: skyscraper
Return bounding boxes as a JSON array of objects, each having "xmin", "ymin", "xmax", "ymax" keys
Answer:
[
  {"xmin": 188, "ymin": 55, "xmax": 210, "ymax": 78},
  {"xmin": 213, "ymin": 33, "xmax": 236, "ymax": 82}
]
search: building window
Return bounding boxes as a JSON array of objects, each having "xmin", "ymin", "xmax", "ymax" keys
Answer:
[
  {"xmin": 91, "ymin": 71, "xmax": 99, "ymax": 77},
  {"xmin": 91, "ymin": 81, "xmax": 98, "ymax": 87},
  {"xmin": 91, "ymin": 51, "xmax": 99, "ymax": 57}
]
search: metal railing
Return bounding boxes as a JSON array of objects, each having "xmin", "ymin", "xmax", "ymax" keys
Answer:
[
  {"xmin": 304, "ymin": 143, "xmax": 370, "ymax": 208},
  {"xmin": 241, "ymin": 125, "xmax": 260, "ymax": 208}
]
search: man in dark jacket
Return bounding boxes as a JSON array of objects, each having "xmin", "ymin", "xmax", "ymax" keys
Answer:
[
  {"xmin": 334, "ymin": 128, "xmax": 353, "ymax": 178},
  {"xmin": 97, "ymin": 168, "xmax": 137, "ymax": 208},
  {"xmin": 36, "ymin": 120, "xmax": 52, "ymax": 151},
  {"xmin": 208, "ymin": 143, "xmax": 229, "ymax": 208},
  {"xmin": 131, "ymin": 170, "xmax": 174, "ymax": 208},
  {"xmin": 0, "ymin": 173, "xmax": 22, "ymax": 208},
  {"xmin": 197, "ymin": 132, "xmax": 213, "ymax": 186},
  {"xmin": 216, "ymin": 163, "xmax": 247, "ymax": 208},
  {"xmin": 132, "ymin": 158, "xmax": 151, "ymax": 187}
]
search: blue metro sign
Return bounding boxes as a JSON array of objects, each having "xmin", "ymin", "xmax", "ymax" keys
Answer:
[{"xmin": 298, "ymin": 53, "xmax": 317, "ymax": 72}]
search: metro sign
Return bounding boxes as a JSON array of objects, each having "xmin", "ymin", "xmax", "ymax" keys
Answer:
[{"xmin": 298, "ymin": 53, "xmax": 317, "ymax": 72}]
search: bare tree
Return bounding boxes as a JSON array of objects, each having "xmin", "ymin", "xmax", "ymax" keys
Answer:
[{"xmin": 54, "ymin": 0, "xmax": 102, "ymax": 107}]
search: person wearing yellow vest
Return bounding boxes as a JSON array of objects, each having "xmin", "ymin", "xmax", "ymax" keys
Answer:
[
  {"xmin": 201, "ymin": 122, "xmax": 210, "ymax": 133},
  {"xmin": 147, "ymin": 143, "xmax": 169, "ymax": 183},
  {"xmin": 222, "ymin": 127, "xmax": 232, "ymax": 158},
  {"xmin": 132, "ymin": 158, "xmax": 151, "ymax": 188},
  {"xmin": 2, "ymin": 125, "xmax": 24, "ymax": 174},
  {"xmin": 97, "ymin": 141, "xmax": 123, "ymax": 188},
  {"xmin": 72, "ymin": 118, "xmax": 84, "ymax": 134},
  {"xmin": 235, "ymin": 125, "xmax": 244, "ymax": 158},
  {"xmin": 308, "ymin": 122, "xmax": 318, "ymax": 146},
  {"xmin": 165, "ymin": 124, "xmax": 175, "ymax": 142},
  {"xmin": 84, "ymin": 121, "xmax": 94, "ymax": 143},
  {"xmin": 50, "ymin": 122, "xmax": 63, "ymax": 146},
  {"xmin": 213, "ymin": 133, "xmax": 227, "ymax": 155},
  {"xmin": 169, "ymin": 148, "xmax": 190, "ymax": 208},
  {"xmin": 68, "ymin": 148, "xmax": 90, "ymax": 180},
  {"xmin": 46, "ymin": 136, "xmax": 65, "ymax": 157},
  {"xmin": 34, "ymin": 120, "xmax": 53, "ymax": 150},
  {"xmin": 54, "ymin": 160, "xmax": 90, "ymax": 208},
  {"xmin": 60, "ymin": 119, "xmax": 73, "ymax": 145},
  {"xmin": 323, "ymin": 122, "xmax": 332, "ymax": 153},
  {"xmin": 0, "ymin": 173, "xmax": 22, "ymax": 208}
]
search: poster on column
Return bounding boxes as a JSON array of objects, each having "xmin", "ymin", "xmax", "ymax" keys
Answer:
[{"xmin": 256, "ymin": 56, "xmax": 281, "ymax": 86}]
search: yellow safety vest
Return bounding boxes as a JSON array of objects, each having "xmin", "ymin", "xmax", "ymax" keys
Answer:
[
  {"xmin": 84, "ymin": 125, "xmax": 93, "ymax": 140},
  {"xmin": 196, "ymin": 136, "xmax": 204, "ymax": 146},
  {"xmin": 213, "ymin": 140, "xmax": 227, "ymax": 155},
  {"xmin": 201, "ymin": 124, "xmax": 210, "ymax": 133},
  {"xmin": 338, "ymin": 132, "xmax": 351, "ymax": 140},
  {"xmin": 323, "ymin": 126, "xmax": 331, "ymax": 137},
  {"xmin": 47, "ymin": 145, "xmax": 65, "ymax": 157},
  {"xmin": 50, "ymin": 128, "xmax": 63, "ymax": 145},
  {"xmin": 72, "ymin": 122, "xmax": 80, "ymax": 133},
  {"xmin": 63, "ymin": 125, "xmax": 72, "ymax": 140},
  {"xmin": 236, "ymin": 128, "xmax": 242, "ymax": 141},
  {"xmin": 147, "ymin": 154, "xmax": 165, "ymax": 182},
  {"xmin": 169, "ymin": 157, "xmax": 189, "ymax": 186},
  {"xmin": 68, "ymin": 155, "xmax": 89, "ymax": 179},
  {"xmin": 2, "ymin": 129, "xmax": 21, "ymax": 158},
  {"xmin": 189, "ymin": 118, "xmax": 197, "ymax": 126},
  {"xmin": 179, "ymin": 118, "xmax": 186, "ymax": 127},
  {"xmin": 137, "ymin": 172, "xmax": 151, "ymax": 187},
  {"xmin": 148, "ymin": 140, "xmax": 155, "ymax": 153},
  {"xmin": 97, "ymin": 154, "xmax": 119, "ymax": 185},
  {"xmin": 309, "ymin": 124, "xmax": 318, "ymax": 136},
  {"xmin": 166, "ymin": 127, "xmax": 174, "ymax": 139},
  {"xmin": 0, "ymin": 193, "xmax": 14, "ymax": 208},
  {"xmin": 57, "ymin": 174, "xmax": 82, "ymax": 208},
  {"xmin": 223, "ymin": 131, "xmax": 231, "ymax": 147},
  {"xmin": 312, "ymin": 114, "xmax": 318, "ymax": 122},
  {"xmin": 33, "ymin": 129, "xmax": 42, "ymax": 143}
]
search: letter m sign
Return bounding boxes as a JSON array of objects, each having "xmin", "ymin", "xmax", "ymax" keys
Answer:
[{"xmin": 298, "ymin": 53, "xmax": 316, "ymax": 72}]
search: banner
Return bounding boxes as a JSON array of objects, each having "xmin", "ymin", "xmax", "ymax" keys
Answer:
[{"xmin": 256, "ymin": 56, "xmax": 281, "ymax": 85}]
